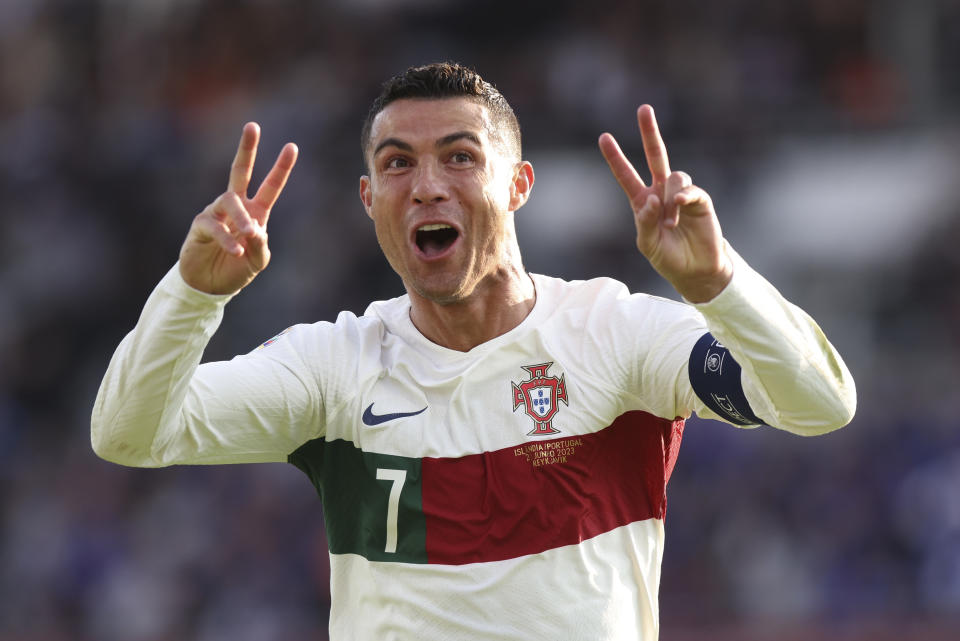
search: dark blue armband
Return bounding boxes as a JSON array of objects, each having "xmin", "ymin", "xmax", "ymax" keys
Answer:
[{"xmin": 688, "ymin": 332, "xmax": 766, "ymax": 426}]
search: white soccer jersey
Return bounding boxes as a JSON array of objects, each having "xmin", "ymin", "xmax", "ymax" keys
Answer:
[{"xmin": 92, "ymin": 248, "xmax": 855, "ymax": 640}]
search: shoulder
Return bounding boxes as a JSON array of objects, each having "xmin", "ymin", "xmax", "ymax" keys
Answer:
[
  {"xmin": 252, "ymin": 296, "xmax": 408, "ymax": 360},
  {"xmin": 304, "ymin": 293, "xmax": 410, "ymax": 339},
  {"xmin": 531, "ymin": 273, "xmax": 695, "ymax": 322},
  {"xmin": 531, "ymin": 273, "xmax": 629, "ymax": 303},
  {"xmin": 362, "ymin": 293, "xmax": 411, "ymax": 329}
]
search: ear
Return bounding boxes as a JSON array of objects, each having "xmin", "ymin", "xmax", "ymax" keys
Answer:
[
  {"xmin": 508, "ymin": 161, "xmax": 534, "ymax": 212},
  {"xmin": 359, "ymin": 175, "xmax": 373, "ymax": 219}
]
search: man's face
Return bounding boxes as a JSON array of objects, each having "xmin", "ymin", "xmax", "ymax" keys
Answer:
[{"xmin": 359, "ymin": 97, "xmax": 532, "ymax": 305}]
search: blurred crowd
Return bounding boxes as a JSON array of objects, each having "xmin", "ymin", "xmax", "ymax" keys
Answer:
[{"xmin": 1, "ymin": 0, "xmax": 959, "ymax": 639}]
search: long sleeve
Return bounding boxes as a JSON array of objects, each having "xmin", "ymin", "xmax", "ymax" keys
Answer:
[
  {"xmin": 91, "ymin": 264, "xmax": 323, "ymax": 467},
  {"xmin": 690, "ymin": 245, "xmax": 856, "ymax": 435}
]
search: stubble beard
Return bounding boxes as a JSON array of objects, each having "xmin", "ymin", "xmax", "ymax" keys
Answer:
[{"xmin": 406, "ymin": 260, "xmax": 477, "ymax": 306}]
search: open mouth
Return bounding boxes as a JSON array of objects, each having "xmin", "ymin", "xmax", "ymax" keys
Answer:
[{"xmin": 415, "ymin": 223, "xmax": 459, "ymax": 258}]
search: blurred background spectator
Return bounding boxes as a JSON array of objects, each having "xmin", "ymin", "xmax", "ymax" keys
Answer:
[{"xmin": 1, "ymin": 0, "xmax": 958, "ymax": 639}]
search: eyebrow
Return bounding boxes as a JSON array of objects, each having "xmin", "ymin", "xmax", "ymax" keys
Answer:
[
  {"xmin": 437, "ymin": 131, "xmax": 482, "ymax": 148},
  {"xmin": 372, "ymin": 131, "xmax": 482, "ymax": 158},
  {"xmin": 373, "ymin": 137, "xmax": 413, "ymax": 158}
]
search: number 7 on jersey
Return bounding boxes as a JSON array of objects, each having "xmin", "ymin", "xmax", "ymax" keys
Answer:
[{"xmin": 376, "ymin": 468, "xmax": 407, "ymax": 553}]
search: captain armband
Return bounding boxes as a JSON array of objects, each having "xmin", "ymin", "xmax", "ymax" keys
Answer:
[{"xmin": 687, "ymin": 332, "xmax": 766, "ymax": 426}]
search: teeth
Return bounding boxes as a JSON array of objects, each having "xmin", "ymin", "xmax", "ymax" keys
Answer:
[{"xmin": 418, "ymin": 223, "xmax": 453, "ymax": 232}]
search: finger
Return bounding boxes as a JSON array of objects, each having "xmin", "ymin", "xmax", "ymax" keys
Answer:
[
  {"xmin": 242, "ymin": 225, "xmax": 271, "ymax": 269},
  {"xmin": 193, "ymin": 213, "xmax": 245, "ymax": 256},
  {"xmin": 637, "ymin": 105, "xmax": 670, "ymax": 184},
  {"xmin": 252, "ymin": 142, "xmax": 299, "ymax": 217},
  {"xmin": 633, "ymin": 193, "xmax": 662, "ymax": 256},
  {"xmin": 213, "ymin": 192, "xmax": 256, "ymax": 236},
  {"xmin": 675, "ymin": 184, "xmax": 713, "ymax": 216},
  {"xmin": 663, "ymin": 171, "xmax": 692, "ymax": 228},
  {"xmin": 228, "ymin": 122, "xmax": 261, "ymax": 196},
  {"xmin": 598, "ymin": 133, "xmax": 648, "ymax": 210}
]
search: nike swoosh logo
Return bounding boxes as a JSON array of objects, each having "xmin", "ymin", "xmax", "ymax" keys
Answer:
[{"xmin": 362, "ymin": 403, "xmax": 427, "ymax": 426}]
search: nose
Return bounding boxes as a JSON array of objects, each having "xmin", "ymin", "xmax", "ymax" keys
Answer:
[{"xmin": 410, "ymin": 161, "xmax": 448, "ymax": 205}]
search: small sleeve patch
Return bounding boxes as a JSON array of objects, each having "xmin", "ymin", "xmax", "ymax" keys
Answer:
[
  {"xmin": 688, "ymin": 332, "xmax": 765, "ymax": 426},
  {"xmin": 257, "ymin": 326, "xmax": 294, "ymax": 350}
]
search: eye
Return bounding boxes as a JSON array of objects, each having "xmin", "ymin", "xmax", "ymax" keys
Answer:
[
  {"xmin": 450, "ymin": 151, "xmax": 473, "ymax": 164},
  {"xmin": 385, "ymin": 156, "xmax": 411, "ymax": 170}
]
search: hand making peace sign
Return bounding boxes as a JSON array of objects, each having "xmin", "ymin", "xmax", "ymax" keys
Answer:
[
  {"xmin": 599, "ymin": 105, "xmax": 733, "ymax": 303},
  {"xmin": 179, "ymin": 123, "xmax": 299, "ymax": 295}
]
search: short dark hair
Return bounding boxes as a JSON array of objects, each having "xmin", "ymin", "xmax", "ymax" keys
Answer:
[{"xmin": 361, "ymin": 62, "xmax": 522, "ymax": 166}]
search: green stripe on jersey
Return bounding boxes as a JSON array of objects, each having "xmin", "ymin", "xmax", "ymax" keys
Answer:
[{"xmin": 289, "ymin": 438, "xmax": 427, "ymax": 564}]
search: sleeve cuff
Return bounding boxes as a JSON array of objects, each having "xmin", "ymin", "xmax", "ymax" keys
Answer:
[
  {"xmin": 687, "ymin": 243, "xmax": 760, "ymax": 319},
  {"xmin": 159, "ymin": 262, "xmax": 237, "ymax": 308}
]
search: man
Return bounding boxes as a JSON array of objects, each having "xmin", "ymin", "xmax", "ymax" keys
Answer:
[{"xmin": 92, "ymin": 62, "xmax": 855, "ymax": 639}]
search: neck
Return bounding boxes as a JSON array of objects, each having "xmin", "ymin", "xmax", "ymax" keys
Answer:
[{"xmin": 407, "ymin": 262, "xmax": 536, "ymax": 352}]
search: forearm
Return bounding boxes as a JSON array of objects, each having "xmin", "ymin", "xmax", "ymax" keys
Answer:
[
  {"xmin": 692, "ymin": 246, "xmax": 856, "ymax": 435},
  {"xmin": 91, "ymin": 264, "xmax": 233, "ymax": 466}
]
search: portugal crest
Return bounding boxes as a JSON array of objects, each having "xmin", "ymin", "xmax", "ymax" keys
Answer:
[{"xmin": 511, "ymin": 362, "xmax": 568, "ymax": 436}]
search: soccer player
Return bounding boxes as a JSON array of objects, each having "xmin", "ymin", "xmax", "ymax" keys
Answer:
[{"xmin": 92, "ymin": 62, "xmax": 856, "ymax": 640}]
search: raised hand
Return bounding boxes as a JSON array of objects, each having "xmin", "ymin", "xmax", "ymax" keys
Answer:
[
  {"xmin": 598, "ymin": 105, "xmax": 732, "ymax": 303},
  {"xmin": 179, "ymin": 123, "xmax": 299, "ymax": 295}
]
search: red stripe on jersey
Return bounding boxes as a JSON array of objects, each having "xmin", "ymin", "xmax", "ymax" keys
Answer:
[{"xmin": 421, "ymin": 411, "xmax": 684, "ymax": 565}]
